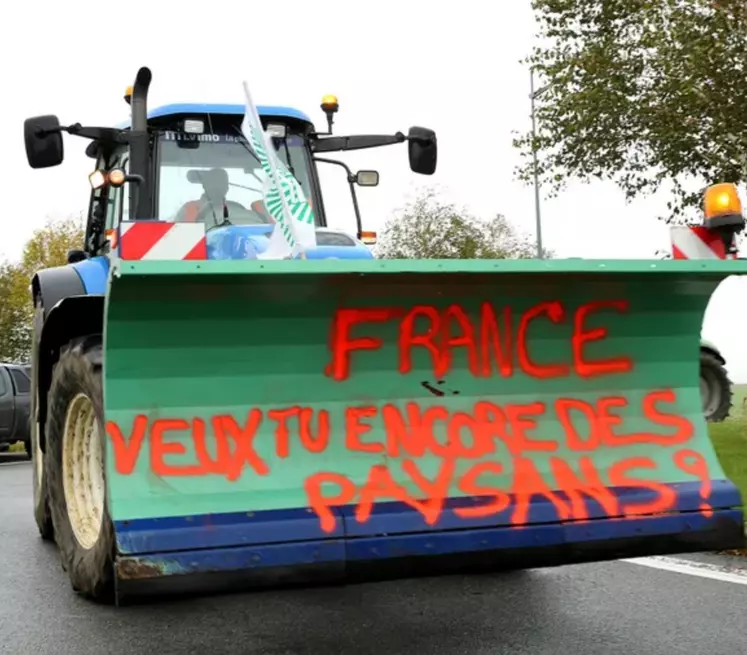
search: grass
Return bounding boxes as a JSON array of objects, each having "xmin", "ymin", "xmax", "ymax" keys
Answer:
[
  {"xmin": 710, "ymin": 419, "xmax": 747, "ymax": 501},
  {"xmin": 6, "ymin": 441, "xmax": 26, "ymax": 454},
  {"xmin": 710, "ymin": 384, "xmax": 747, "ymax": 499},
  {"xmin": 708, "ymin": 384, "xmax": 747, "ymax": 556}
]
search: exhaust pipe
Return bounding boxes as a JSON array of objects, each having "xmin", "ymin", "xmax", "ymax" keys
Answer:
[
  {"xmin": 129, "ymin": 67, "xmax": 152, "ymax": 219},
  {"xmin": 131, "ymin": 67, "xmax": 152, "ymax": 132}
]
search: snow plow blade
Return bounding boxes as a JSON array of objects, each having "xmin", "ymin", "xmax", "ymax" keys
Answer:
[{"xmin": 103, "ymin": 258, "xmax": 746, "ymax": 602}]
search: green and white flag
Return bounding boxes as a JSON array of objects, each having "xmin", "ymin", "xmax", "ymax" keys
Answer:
[{"xmin": 240, "ymin": 81, "xmax": 316, "ymax": 259}]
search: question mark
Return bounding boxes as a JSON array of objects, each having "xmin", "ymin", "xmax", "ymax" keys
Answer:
[{"xmin": 673, "ymin": 449, "xmax": 713, "ymax": 517}]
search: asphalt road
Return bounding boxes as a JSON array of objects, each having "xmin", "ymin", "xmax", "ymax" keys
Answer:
[{"xmin": 2, "ymin": 455, "xmax": 747, "ymax": 655}]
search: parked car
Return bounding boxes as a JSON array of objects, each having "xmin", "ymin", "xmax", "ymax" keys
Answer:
[{"xmin": 0, "ymin": 362, "xmax": 31, "ymax": 456}]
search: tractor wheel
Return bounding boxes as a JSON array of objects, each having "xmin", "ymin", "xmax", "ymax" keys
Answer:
[
  {"xmin": 44, "ymin": 334, "xmax": 115, "ymax": 602},
  {"xmin": 700, "ymin": 350, "xmax": 733, "ymax": 423},
  {"xmin": 30, "ymin": 302, "xmax": 53, "ymax": 540}
]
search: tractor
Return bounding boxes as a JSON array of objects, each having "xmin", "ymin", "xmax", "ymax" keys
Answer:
[
  {"xmin": 23, "ymin": 67, "xmax": 437, "ymax": 601},
  {"xmin": 20, "ymin": 67, "xmax": 746, "ymax": 605}
]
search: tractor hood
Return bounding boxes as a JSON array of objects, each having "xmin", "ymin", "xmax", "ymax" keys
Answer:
[{"xmin": 205, "ymin": 225, "xmax": 374, "ymax": 260}]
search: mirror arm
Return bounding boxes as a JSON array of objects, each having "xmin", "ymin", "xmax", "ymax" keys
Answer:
[
  {"xmin": 38, "ymin": 123, "xmax": 128, "ymax": 144},
  {"xmin": 314, "ymin": 156, "xmax": 355, "ymax": 182},
  {"xmin": 312, "ymin": 132, "xmax": 406, "ymax": 153},
  {"xmin": 314, "ymin": 156, "xmax": 364, "ymax": 238}
]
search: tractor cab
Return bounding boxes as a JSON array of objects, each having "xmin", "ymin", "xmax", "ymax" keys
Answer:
[
  {"xmin": 58, "ymin": 75, "xmax": 436, "ymax": 261},
  {"xmin": 104, "ymin": 103, "xmax": 318, "ymax": 224},
  {"xmin": 86, "ymin": 102, "xmax": 339, "ymax": 259}
]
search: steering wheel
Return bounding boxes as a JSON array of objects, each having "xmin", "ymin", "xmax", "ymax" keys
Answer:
[{"xmin": 195, "ymin": 200, "xmax": 270, "ymax": 229}]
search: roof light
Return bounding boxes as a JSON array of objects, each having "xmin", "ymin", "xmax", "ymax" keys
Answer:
[
  {"xmin": 704, "ymin": 183, "xmax": 743, "ymax": 222},
  {"xmin": 359, "ymin": 230, "xmax": 377, "ymax": 245},
  {"xmin": 266, "ymin": 123, "xmax": 288, "ymax": 138},
  {"xmin": 183, "ymin": 119, "xmax": 204, "ymax": 134},
  {"xmin": 89, "ymin": 170, "xmax": 106, "ymax": 190},
  {"xmin": 321, "ymin": 94, "xmax": 339, "ymax": 114}
]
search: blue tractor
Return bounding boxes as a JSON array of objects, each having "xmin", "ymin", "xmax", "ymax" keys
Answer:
[{"xmin": 22, "ymin": 67, "xmax": 438, "ymax": 567}]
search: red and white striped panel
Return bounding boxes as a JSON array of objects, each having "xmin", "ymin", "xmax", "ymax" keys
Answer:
[
  {"xmin": 670, "ymin": 225, "xmax": 737, "ymax": 260},
  {"xmin": 117, "ymin": 221, "xmax": 207, "ymax": 261}
]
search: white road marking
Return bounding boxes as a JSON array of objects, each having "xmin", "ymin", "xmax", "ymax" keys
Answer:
[{"xmin": 622, "ymin": 555, "xmax": 747, "ymax": 586}]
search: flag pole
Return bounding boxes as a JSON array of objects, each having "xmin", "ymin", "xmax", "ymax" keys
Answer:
[{"xmin": 241, "ymin": 81, "xmax": 305, "ymax": 259}]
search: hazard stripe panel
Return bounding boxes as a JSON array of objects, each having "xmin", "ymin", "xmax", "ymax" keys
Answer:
[
  {"xmin": 118, "ymin": 221, "xmax": 207, "ymax": 261},
  {"xmin": 669, "ymin": 225, "xmax": 737, "ymax": 260}
]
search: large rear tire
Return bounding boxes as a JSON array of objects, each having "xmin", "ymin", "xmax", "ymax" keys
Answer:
[
  {"xmin": 30, "ymin": 302, "xmax": 53, "ymax": 540},
  {"xmin": 700, "ymin": 350, "xmax": 732, "ymax": 423},
  {"xmin": 44, "ymin": 335, "xmax": 115, "ymax": 602}
]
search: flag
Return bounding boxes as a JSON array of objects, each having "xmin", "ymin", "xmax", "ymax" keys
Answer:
[{"xmin": 240, "ymin": 81, "xmax": 316, "ymax": 259}]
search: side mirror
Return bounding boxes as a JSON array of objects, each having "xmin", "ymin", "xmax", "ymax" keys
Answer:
[
  {"xmin": 355, "ymin": 170, "xmax": 379, "ymax": 187},
  {"xmin": 24, "ymin": 115, "xmax": 64, "ymax": 169},
  {"xmin": 407, "ymin": 126, "xmax": 437, "ymax": 176}
]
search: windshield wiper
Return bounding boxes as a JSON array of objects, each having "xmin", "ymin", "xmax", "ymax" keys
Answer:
[
  {"xmin": 232, "ymin": 126, "xmax": 262, "ymax": 166},
  {"xmin": 280, "ymin": 137, "xmax": 296, "ymax": 177}
]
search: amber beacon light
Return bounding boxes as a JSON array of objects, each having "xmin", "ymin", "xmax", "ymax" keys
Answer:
[
  {"xmin": 704, "ymin": 183, "xmax": 742, "ymax": 222},
  {"xmin": 320, "ymin": 94, "xmax": 339, "ymax": 134},
  {"xmin": 702, "ymin": 182, "xmax": 745, "ymax": 255}
]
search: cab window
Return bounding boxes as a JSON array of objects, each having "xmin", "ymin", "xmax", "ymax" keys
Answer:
[
  {"xmin": 105, "ymin": 149, "xmax": 130, "ymax": 230},
  {"xmin": 157, "ymin": 131, "xmax": 317, "ymax": 228}
]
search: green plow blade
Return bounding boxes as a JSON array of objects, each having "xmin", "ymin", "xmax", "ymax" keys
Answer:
[{"xmin": 101, "ymin": 258, "xmax": 747, "ymax": 595}]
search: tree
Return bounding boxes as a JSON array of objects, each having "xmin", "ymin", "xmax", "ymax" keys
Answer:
[
  {"xmin": 0, "ymin": 263, "xmax": 33, "ymax": 364},
  {"xmin": 20, "ymin": 213, "xmax": 86, "ymax": 279},
  {"xmin": 0, "ymin": 215, "xmax": 85, "ymax": 363},
  {"xmin": 513, "ymin": 0, "xmax": 747, "ymax": 224},
  {"xmin": 376, "ymin": 189, "xmax": 548, "ymax": 259}
]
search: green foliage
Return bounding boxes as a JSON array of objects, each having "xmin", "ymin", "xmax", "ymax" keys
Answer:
[
  {"xmin": 709, "ymin": 414, "xmax": 747, "ymax": 506},
  {"xmin": 376, "ymin": 189, "xmax": 549, "ymax": 259},
  {"xmin": 20, "ymin": 213, "xmax": 86, "ymax": 279},
  {"xmin": 0, "ymin": 215, "xmax": 85, "ymax": 363},
  {"xmin": 513, "ymin": 0, "xmax": 747, "ymax": 223},
  {"xmin": 0, "ymin": 262, "xmax": 33, "ymax": 364}
]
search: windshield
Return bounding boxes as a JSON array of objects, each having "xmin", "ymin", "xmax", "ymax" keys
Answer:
[{"xmin": 158, "ymin": 131, "xmax": 317, "ymax": 228}]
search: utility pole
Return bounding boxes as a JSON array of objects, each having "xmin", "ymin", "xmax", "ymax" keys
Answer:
[{"xmin": 530, "ymin": 68, "xmax": 552, "ymax": 259}]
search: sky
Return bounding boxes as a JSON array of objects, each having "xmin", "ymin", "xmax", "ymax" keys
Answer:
[{"xmin": 2, "ymin": 0, "xmax": 746, "ymax": 381}]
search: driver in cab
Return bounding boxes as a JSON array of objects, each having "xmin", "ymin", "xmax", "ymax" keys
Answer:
[{"xmin": 176, "ymin": 168, "xmax": 230, "ymax": 223}]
